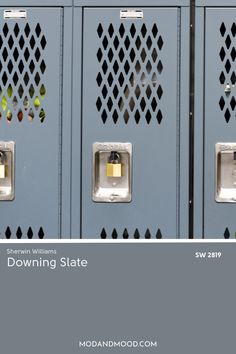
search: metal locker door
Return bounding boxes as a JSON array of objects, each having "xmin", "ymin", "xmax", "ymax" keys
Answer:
[
  {"xmin": 204, "ymin": 9, "xmax": 236, "ymax": 238},
  {"xmin": 82, "ymin": 8, "xmax": 181, "ymax": 239},
  {"xmin": 0, "ymin": 8, "xmax": 62, "ymax": 239}
]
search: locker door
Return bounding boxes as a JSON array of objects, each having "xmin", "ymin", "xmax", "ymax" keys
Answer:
[
  {"xmin": 205, "ymin": 8, "xmax": 236, "ymax": 238},
  {"xmin": 0, "ymin": 8, "xmax": 62, "ymax": 239},
  {"xmin": 82, "ymin": 8, "xmax": 180, "ymax": 238}
]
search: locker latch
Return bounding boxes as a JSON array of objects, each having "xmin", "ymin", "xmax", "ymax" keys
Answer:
[
  {"xmin": 0, "ymin": 142, "xmax": 15, "ymax": 201},
  {"xmin": 92, "ymin": 142, "xmax": 132, "ymax": 203}
]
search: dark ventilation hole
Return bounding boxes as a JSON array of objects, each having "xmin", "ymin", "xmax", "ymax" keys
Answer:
[
  {"xmin": 35, "ymin": 72, "xmax": 41, "ymax": 86},
  {"xmin": 141, "ymin": 48, "xmax": 147, "ymax": 63},
  {"xmin": 118, "ymin": 48, "xmax": 125, "ymax": 62},
  {"xmin": 231, "ymin": 72, "xmax": 236, "ymax": 85},
  {"xmin": 35, "ymin": 47, "xmax": 41, "ymax": 62},
  {"xmin": 108, "ymin": 24, "xmax": 114, "ymax": 38},
  {"xmin": 135, "ymin": 60, "xmax": 141, "ymax": 74},
  {"xmin": 0, "ymin": 36, "xmax": 3, "ymax": 49},
  {"xmin": 19, "ymin": 35, "xmax": 25, "ymax": 50},
  {"xmin": 107, "ymin": 48, "xmax": 114, "ymax": 62},
  {"xmin": 107, "ymin": 73, "xmax": 114, "ymax": 87},
  {"xmin": 124, "ymin": 36, "xmax": 131, "ymax": 50},
  {"xmin": 113, "ymin": 36, "xmax": 119, "ymax": 50},
  {"xmin": 152, "ymin": 24, "xmax": 158, "ymax": 38},
  {"xmin": 107, "ymin": 97, "xmax": 113, "ymax": 112},
  {"xmin": 2, "ymin": 48, "xmax": 8, "ymax": 62},
  {"xmin": 220, "ymin": 23, "xmax": 226, "ymax": 37},
  {"xmin": 27, "ymin": 227, "xmax": 33, "ymax": 239},
  {"xmin": 230, "ymin": 97, "xmax": 236, "ymax": 110},
  {"xmin": 112, "ymin": 229, "xmax": 118, "ymax": 239},
  {"xmin": 0, "ymin": 62, "xmax": 2, "ymax": 72},
  {"xmin": 24, "ymin": 48, "xmax": 30, "ymax": 62},
  {"xmin": 219, "ymin": 97, "xmax": 225, "ymax": 111},
  {"xmin": 146, "ymin": 60, "xmax": 152, "ymax": 74},
  {"xmin": 146, "ymin": 36, "xmax": 152, "ymax": 50},
  {"xmin": 123, "ymin": 229, "xmax": 129, "ymax": 239},
  {"xmin": 119, "ymin": 24, "xmax": 125, "ymax": 38},
  {"xmin": 18, "ymin": 84, "xmax": 24, "ymax": 99},
  {"xmin": 97, "ymin": 24, "xmax": 103, "ymax": 38},
  {"xmin": 224, "ymin": 108, "xmax": 231, "ymax": 123},
  {"xmin": 231, "ymin": 23, "xmax": 236, "ymax": 37},
  {"xmin": 225, "ymin": 35, "xmax": 232, "ymax": 50},
  {"xmin": 102, "ymin": 61, "xmax": 108, "ymax": 74},
  {"xmin": 140, "ymin": 97, "xmax": 146, "ymax": 112},
  {"xmin": 96, "ymin": 72, "xmax": 102, "ymax": 87},
  {"xmin": 18, "ymin": 60, "xmax": 24, "ymax": 74},
  {"xmin": 146, "ymin": 85, "xmax": 152, "ymax": 99},
  {"xmin": 130, "ymin": 24, "xmax": 136, "ymax": 38},
  {"xmin": 24, "ymin": 72, "xmax": 30, "ymax": 86},
  {"xmin": 40, "ymin": 60, "xmax": 46, "ymax": 74},
  {"xmin": 224, "ymin": 228, "xmax": 230, "ymax": 239},
  {"xmin": 100, "ymin": 228, "xmax": 107, "ymax": 239},
  {"xmin": 124, "ymin": 109, "xmax": 130, "ymax": 124},
  {"xmin": 13, "ymin": 48, "xmax": 19, "ymax": 61},
  {"xmin": 157, "ymin": 36, "xmax": 164, "ymax": 50},
  {"xmin": 145, "ymin": 110, "xmax": 152, "ymax": 124},
  {"xmin": 2, "ymin": 72, "xmax": 8, "ymax": 86},
  {"xmin": 134, "ymin": 110, "xmax": 141, "ymax": 124},
  {"xmin": 101, "ymin": 109, "xmax": 108, "ymax": 124},
  {"xmin": 30, "ymin": 36, "xmax": 36, "ymax": 49},
  {"xmin": 112, "ymin": 109, "xmax": 119, "ymax": 124},
  {"xmin": 118, "ymin": 72, "xmax": 124, "ymax": 87},
  {"xmin": 156, "ymin": 229, "xmax": 163, "ymax": 239},
  {"xmin": 124, "ymin": 61, "xmax": 130, "ymax": 75},
  {"xmin": 134, "ymin": 229, "xmax": 140, "ymax": 239},
  {"xmin": 8, "ymin": 35, "xmax": 14, "ymax": 49},
  {"xmin": 129, "ymin": 48, "xmax": 136, "ymax": 63},
  {"xmin": 152, "ymin": 48, "xmax": 158, "ymax": 62},
  {"xmin": 16, "ymin": 227, "xmax": 23, "ymax": 239},
  {"xmin": 102, "ymin": 85, "xmax": 108, "ymax": 99},
  {"xmin": 113, "ymin": 85, "xmax": 119, "ymax": 99},
  {"xmin": 113, "ymin": 61, "xmax": 119, "ymax": 75},
  {"xmin": 129, "ymin": 97, "xmax": 135, "ymax": 112},
  {"xmin": 151, "ymin": 97, "xmax": 158, "ymax": 111},
  {"xmin": 145, "ymin": 229, "xmax": 151, "ymax": 239},
  {"xmin": 18, "ymin": 110, "xmax": 23, "ymax": 122},
  {"xmin": 157, "ymin": 85, "xmax": 163, "ymax": 99},
  {"xmin": 135, "ymin": 36, "xmax": 141, "ymax": 50},
  {"xmin": 157, "ymin": 110, "xmax": 163, "ymax": 124},
  {"xmin": 102, "ymin": 36, "xmax": 108, "ymax": 50},
  {"xmin": 135, "ymin": 85, "xmax": 141, "ymax": 99},
  {"xmin": 40, "ymin": 36, "xmax": 47, "ymax": 50},
  {"xmin": 35, "ymin": 23, "xmax": 42, "ymax": 38},
  {"xmin": 225, "ymin": 59, "xmax": 231, "ymax": 74},
  {"xmin": 219, "ymin": 47, "xmax": 226, "ymax": 61},
  {"xmin": 219, "ymin": 72, "xmax": 226, "ymax": 84},
  {"xmin": 5, "ymin": 226, "xmax": 11, "ymax": 239},
  {"xmin": 3, "ymin": 23, "xmax": 9, "ymax": 37},
  {"xmin": 141, "ymin": 24, "xmax": 147, "ymax": 38},
  {"xmin": 38, "ymin": 227, "xmax": 45, "ymax": 239},
  {"xmin": 157, "ymin": 60, "xmax": 163, "ymax": 74},
  {"xmin": 24, "ymin": 23, "xmax": 31, "ymax": 37},
  {"xmin": 231, "ymin": 48, "xmax": 236, "ymax": 62},
  {"xmin": 96, "ymin": 97, "xmax": 102, "ymax": 112}
]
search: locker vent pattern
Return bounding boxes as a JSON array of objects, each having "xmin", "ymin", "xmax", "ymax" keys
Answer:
[
  {"xmin": 219, "ymin": 22, "xmax": 236, "ymax": 123},
  {"xmin": 4, "ymin": 226, "xmax": 45, "ymax": 239},
  {"xmin": 224, "ymin": 228, "xmax": 230, "ymax": 239},
  {"xmin": 0, "ymin": 22, "xmax": 47, "ymax": 123},
  {"xmin": 100, "ymin": 228, "xmax": 163, "ymax": 239},
  {"xmin": 96, "ymin": 23, "xmax": 164, "ymax": 124}
]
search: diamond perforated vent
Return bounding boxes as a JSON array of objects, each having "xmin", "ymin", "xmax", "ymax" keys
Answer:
[
  {"xmin": 100, "ymin": 228, "xmax": 163, "ymax": 239},
  {"xmin": 219, "ymin": 22, "xmax": 236, "ymax": 123},
  {"xmin": 0, "ymin": 22, "xmax": 47, "ymax": 123},
  {"xmin": 4, "ymin": 226, "xmax": 45, "ymax": 239},
  {"xmin": 96, "ymin": 23, "xmax": 164, "ymax": 124}
]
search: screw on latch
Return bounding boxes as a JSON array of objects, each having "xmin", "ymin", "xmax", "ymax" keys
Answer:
[
  {"xmin": 108, "ymin": 151, "xmax": 121, "ymax": 164},
  {"xmin": 224, "ymin": 83, "xmax": 232, "ymax": 95}
]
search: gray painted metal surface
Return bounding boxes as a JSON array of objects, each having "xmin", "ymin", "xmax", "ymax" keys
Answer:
[
  {"xmin": 196, "ymin": 0, "xmax": 236, "ymax": 6},
  {"xmin": 195, "ymin": 7, "xmax": 236, "ymax": 238},
  {"xmin": 74, "ymin": 0, "xmax": 189, "ymax": 6},
  {"xmin": 0, "ymin": 1, "xmax": 72, "ymax": 6},
  {"xmin": 78, "ymin": 7, "xmax": 189, "ymax": 238},
  {"xmin": 0, "ymin": 8, "xmax": 71, "ymax": 239}
]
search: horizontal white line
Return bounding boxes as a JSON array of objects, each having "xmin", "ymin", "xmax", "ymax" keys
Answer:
[{"xmin": 0, "ymin": 240, "xmax": 235, "ymax": 244}]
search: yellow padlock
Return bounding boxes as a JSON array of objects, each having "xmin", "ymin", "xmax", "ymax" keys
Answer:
[{"xmin": 106, "ymin": 163, "xmax": 122, "ymax": 177}]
